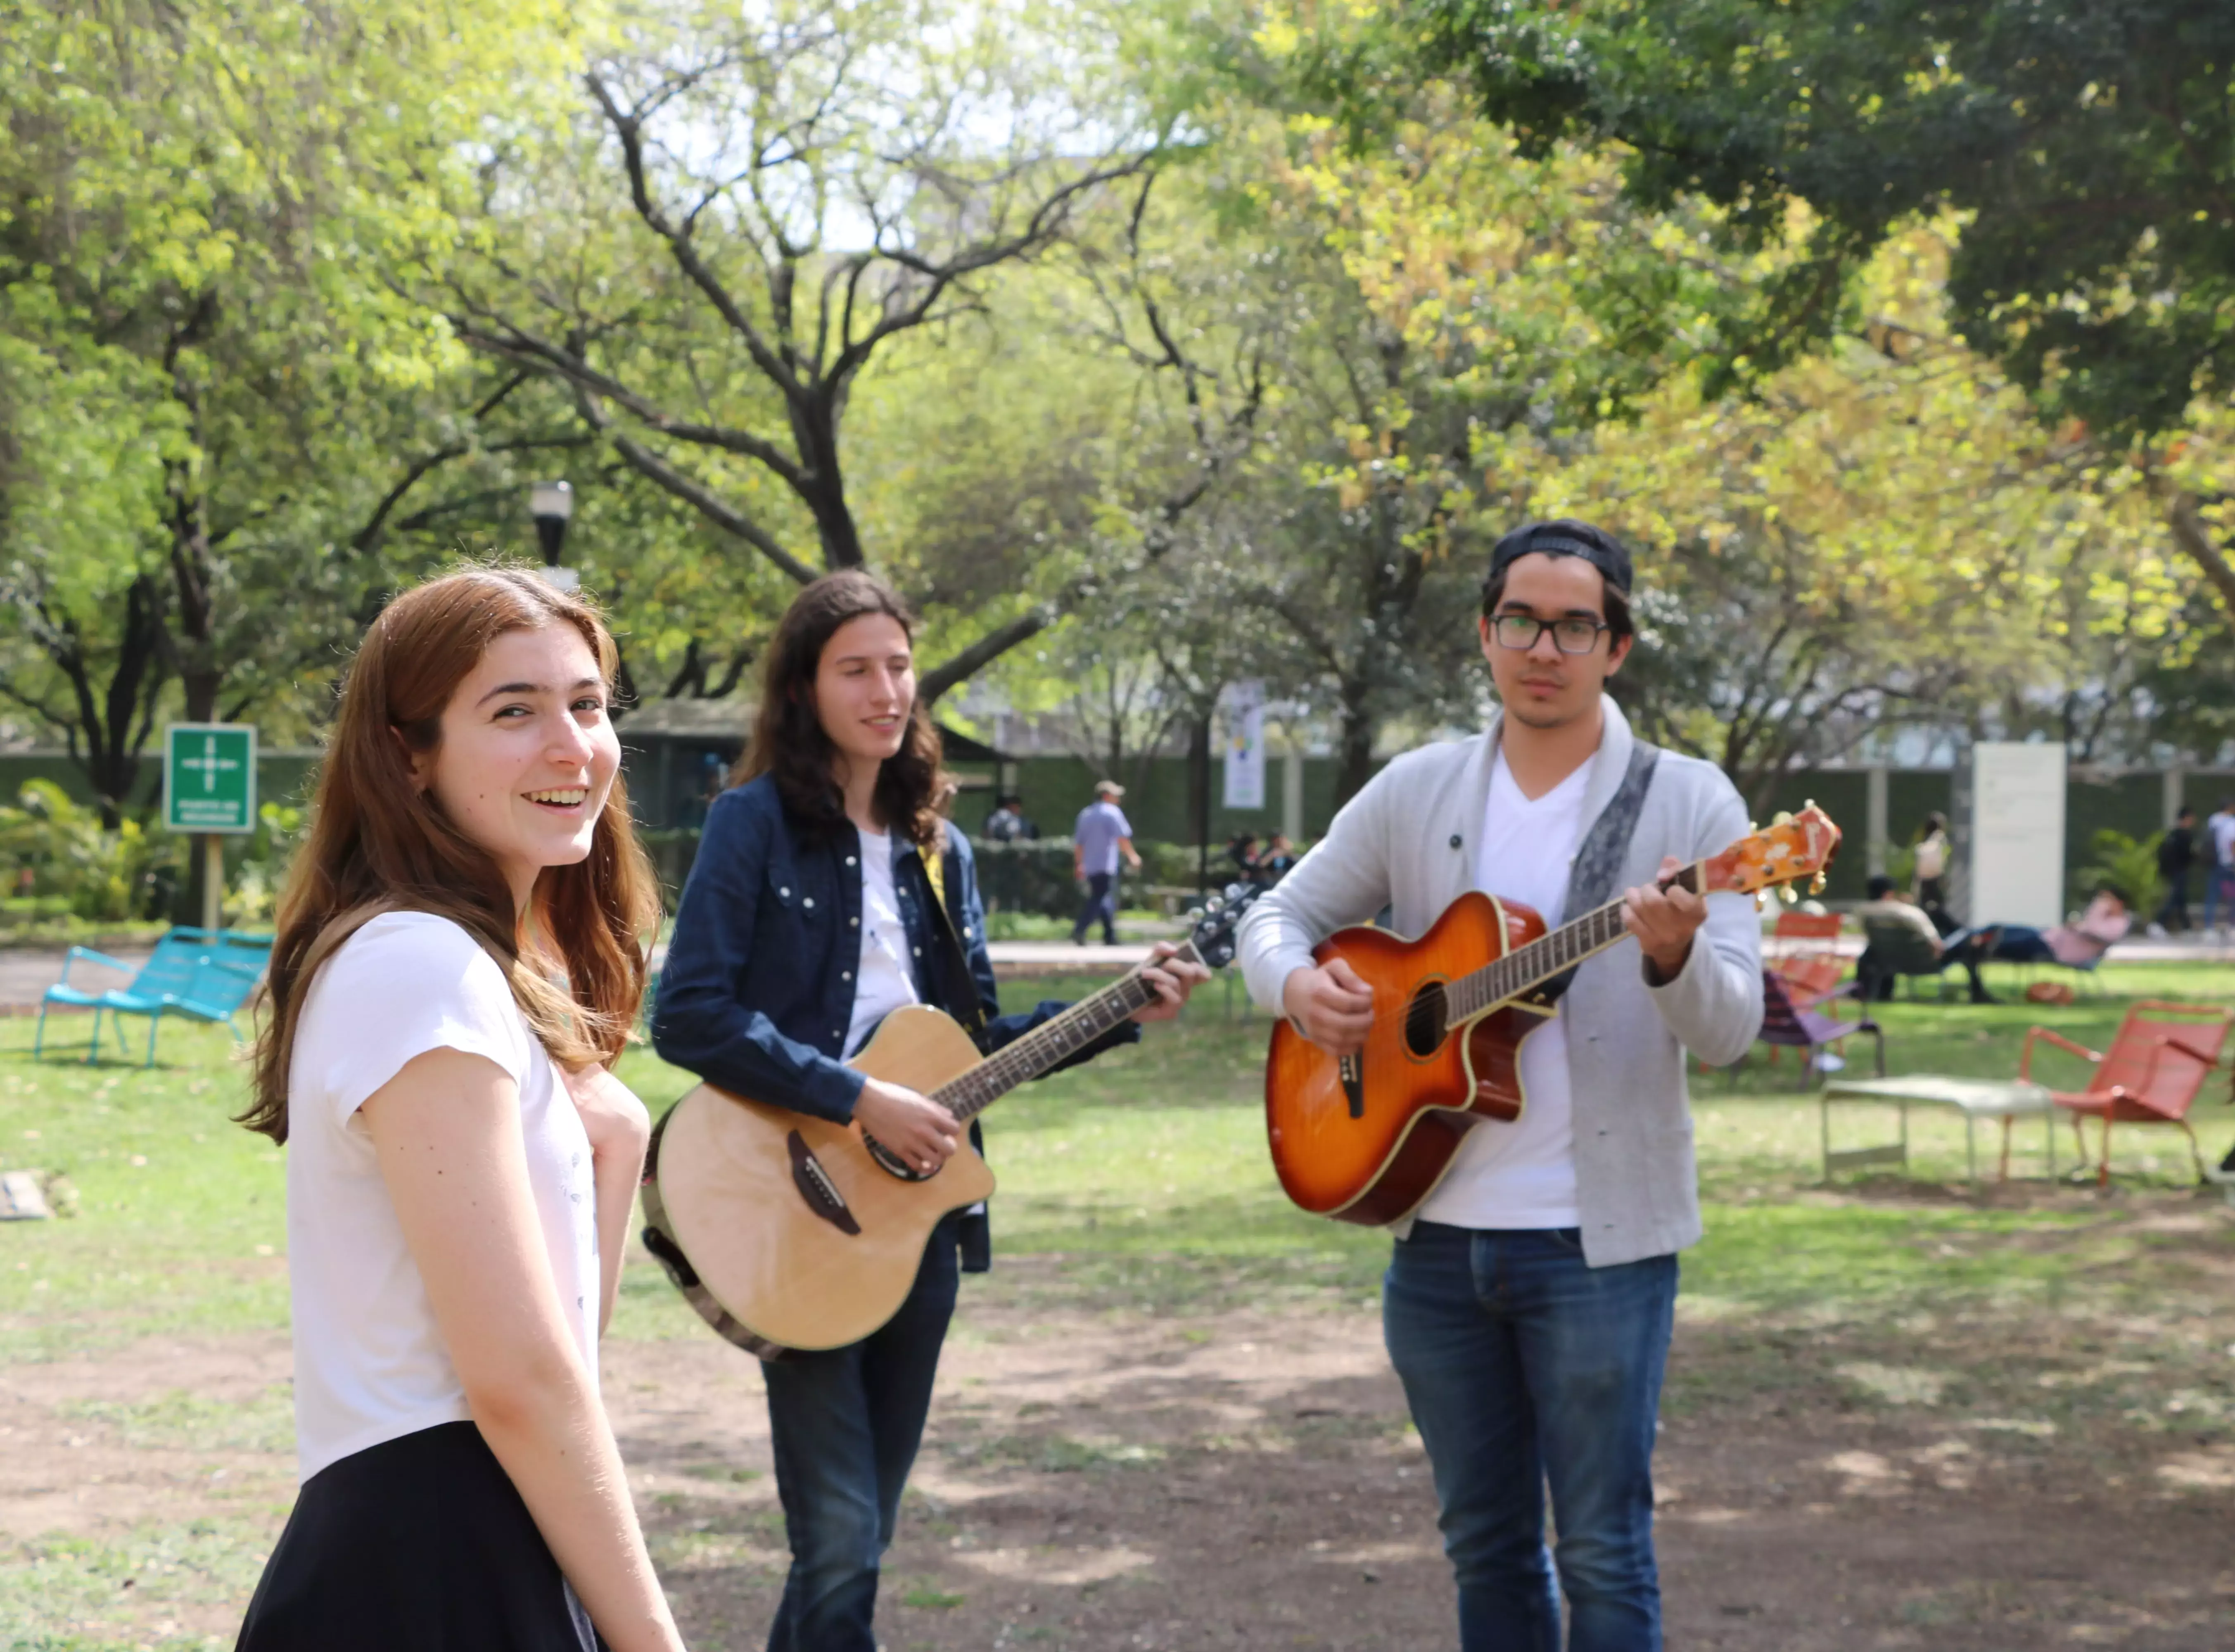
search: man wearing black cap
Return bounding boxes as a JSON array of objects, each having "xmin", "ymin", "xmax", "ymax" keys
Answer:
[{"xmin": 1237, "ymin": 520, "xmax": 1764, "ymax": 1652}]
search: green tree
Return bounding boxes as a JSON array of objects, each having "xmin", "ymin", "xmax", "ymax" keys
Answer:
[
  {"xmin": 1374, "ymin": 0, "xmax": 2235, "ymax": 626},
  {"xmin": 446, "ymin": 0, "xmax": 1169, "ymax": 695}
]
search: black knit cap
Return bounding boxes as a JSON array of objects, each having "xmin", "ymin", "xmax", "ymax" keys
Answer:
[{"xmin": 1484, "ymin": 518, "xmax": 1634, "ymax": 600}]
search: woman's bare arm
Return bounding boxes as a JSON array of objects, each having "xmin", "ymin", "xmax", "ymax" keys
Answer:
[
  {"xmin": 363, "ymin": 1048, "xmax": 682, "ymax": 1652},
  {"xmin": 560, "ymin": 1062, "xmax": 652, "ymax": 1338}
]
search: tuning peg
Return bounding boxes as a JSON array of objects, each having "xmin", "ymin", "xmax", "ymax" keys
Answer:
[
  {"xmin": 1772, "ymin": 810, "xmax": 1794, "ymax": 826},
  {"xmin": 1748, "ymin": 820, "xmax": 1759, "ymax": 834},
  {"xmin": 1753, "ymin": 891, "xmax": 1767, "ymax": 911},
  {"xmin": 1810, "ymin": 871, "xmax": 1827, "ymax": 895},
  {"xmin": 1778, "ymin": 884, "xmax": 1798, "ymax": 905}
]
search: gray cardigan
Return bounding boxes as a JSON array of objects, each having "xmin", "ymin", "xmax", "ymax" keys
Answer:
[{"xmin": 1237, "ymin": 697, "xmax": 1763, "ymax": 1266}]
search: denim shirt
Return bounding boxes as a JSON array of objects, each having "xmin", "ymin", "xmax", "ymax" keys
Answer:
[{"xmin": 651, "ymin": 776, "xmax": 1139, "ymax": 1125}]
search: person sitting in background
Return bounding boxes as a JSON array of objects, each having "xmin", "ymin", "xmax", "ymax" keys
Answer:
[
  {"xmin": 1226, "ymin": 832, "xmax": 1262, "ymax": 880},
  {"xmin": 1855, "ymin": 874, "xmax": 1995, "ymax": 1003},
  {"xmin": 1989, "ymin": 888, "xmax": 2131, "ymax": 968},
  {"xmin": 1254, "ymin": 833, "xmax": 1298, "ymax": 886},
  {"xmin": 982, "ymin": 794, "xmax": 1032, "ymax": 843}
]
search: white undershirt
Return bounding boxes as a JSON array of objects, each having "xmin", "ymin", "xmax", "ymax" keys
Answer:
[
  {"xmin": 1418, "ymin": 750, "xmax": 1591, "ymax": 1230},
  {"xmin": 845, "ymin": 826, "xmax": 921, "ymax": 1058},
  {"xmin": 284, "ymin": 913, "xmax": 598, "ymax": 1483}
]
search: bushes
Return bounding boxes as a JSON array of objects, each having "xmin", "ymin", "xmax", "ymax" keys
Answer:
[
  {"xmin": 2076, "ymin": 828, "xmax": 2165, "ymax": 919},
  {"xmin": 0, "ymin": 781, "xmax": 183, "ymax": 922}
]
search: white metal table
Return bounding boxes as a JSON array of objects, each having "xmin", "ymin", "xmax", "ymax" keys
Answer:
[{"xmin": 1818, "ymin": 1075, "xmax": 2060, "ymax": 1182}]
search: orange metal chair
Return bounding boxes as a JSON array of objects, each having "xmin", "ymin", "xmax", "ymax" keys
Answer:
[
  {"xmin": 2021, "ymin": 1001, "xmax": 2233, "ymax": 1184},
  {"xmin": 1770, "ymin": 909, "xmax": 1849, "ymax": 1008}
]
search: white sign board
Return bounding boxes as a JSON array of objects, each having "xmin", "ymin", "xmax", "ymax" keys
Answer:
[
  {"xmin": 1968, "ymin": 742, "xmax": 2067, "ymax": 929},
  {"xmin": 1222, "ymin": 679, "xmax": 1265, "ymax": 810}
]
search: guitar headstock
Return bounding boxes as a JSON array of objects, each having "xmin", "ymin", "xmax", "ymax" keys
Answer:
[
  {"xmin": 1697, "ymin": 803, "xmax": 1843, "ymax": 897},
  {"xmin": 1185, "ymin": 882, "xmax": 1266, "ymax": 969}
]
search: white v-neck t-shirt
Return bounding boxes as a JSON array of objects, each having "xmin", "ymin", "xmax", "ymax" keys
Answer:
[
  {"xmin": 1418, "ymin": 750, "xmax": 1592, "ymax": 1230},
  {"xmin": 845, "ymin": 826, "xmax": 921, "ymax": 1059},
  {"xmin": 282, "ymin": 912, "xmax": 598, "ymax": 1483}
]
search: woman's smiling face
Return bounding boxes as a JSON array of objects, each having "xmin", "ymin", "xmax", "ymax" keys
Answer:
[{"xmin": 413, "ymin": 623, "xmax": 619, "ymax": 910}]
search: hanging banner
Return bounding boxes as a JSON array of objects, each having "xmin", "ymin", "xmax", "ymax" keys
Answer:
[{"xmin": 1222, "ymin": 679, "xmax": 1266, "ymax": 810}]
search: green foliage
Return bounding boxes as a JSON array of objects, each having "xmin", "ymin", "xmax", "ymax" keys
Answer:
[
  {"xmin": 0, "ymin": 781, "xmax": 182, "ymax": 921},
  {"xmin": 2076, "ymin": 828, "xmax": 2166, "ymax": 918},
  {"xmin": 224, "ymin": 801, "xmax": 306, "ymax": 926}
]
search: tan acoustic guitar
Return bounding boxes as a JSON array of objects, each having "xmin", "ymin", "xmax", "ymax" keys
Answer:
[
  {"xmin": 1265, "ymin": 807, "xmax": 1842, "ymax": 1226},
  {"xmin": 641, "ymin": 886, "xmax": 1262, "ymax": 1357}
]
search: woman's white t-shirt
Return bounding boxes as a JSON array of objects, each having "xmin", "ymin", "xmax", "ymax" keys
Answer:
[{"xmin": 283, "ymin": 912, "xmax": 599, "ymax": 1483}]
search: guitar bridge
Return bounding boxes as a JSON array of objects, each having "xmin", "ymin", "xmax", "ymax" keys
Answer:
[
  {"xmin": 1339, "ymin": 1053, "xmax": 1365, "ymax": 1119},
  {"xmin": 787, "ymin": 1131, "xmax": 861, "ymax": 1235}
]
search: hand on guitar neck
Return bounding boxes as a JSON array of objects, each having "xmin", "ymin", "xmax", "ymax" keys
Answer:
[
  {"xmin": 1282, "ymin": 854, "xmax": 1711, "ymax": 1056},
  {"xmin": 1621, "ymin": 854, "xmax": 1710, "ymax": 980}
]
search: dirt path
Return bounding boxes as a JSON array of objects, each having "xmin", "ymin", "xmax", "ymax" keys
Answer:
[{"xmin": 7, "ymin": 1266, "xmax": 2235, "ymax": 1648}]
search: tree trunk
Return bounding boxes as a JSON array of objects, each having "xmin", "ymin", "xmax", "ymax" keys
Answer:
[
  {"xmin": 1186, "ymin": 714, "xmax": 1211, "ymax": 895},
  {"xmin": 1334, "ymin": 674, "xmax": 1376, "ymax": 808},
  {"xmin": 2163, "ymin": 489, "xmax": 2235, "ymax": 636}
]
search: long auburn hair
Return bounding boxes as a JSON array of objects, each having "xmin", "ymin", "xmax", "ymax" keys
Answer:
[
  {"xmin": 737, "ymin": 569, "xmax": 949, "ymax": 847},
  {"xmin": 240, "ymin": 567, "xmax": 661, "ymax": 1143}
]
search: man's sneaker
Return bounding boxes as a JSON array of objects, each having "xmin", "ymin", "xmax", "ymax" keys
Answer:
[{"xmin": 2147, "ymin": 922, "xmax": 2169, "ymax": 939}]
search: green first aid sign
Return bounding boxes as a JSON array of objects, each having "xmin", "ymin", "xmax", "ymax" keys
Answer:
[{"xmin": 165, "ymin": 724, "xmax": 257, "ymax": 834}]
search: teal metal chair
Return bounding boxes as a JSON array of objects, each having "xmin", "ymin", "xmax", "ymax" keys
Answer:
[{"xmin": 36, "ymin": 928, "xmax": 273, "ymax": 1066}]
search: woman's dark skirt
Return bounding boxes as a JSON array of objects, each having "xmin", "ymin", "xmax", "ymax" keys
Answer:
[{"xmin": 237, "ymin": 1420, "xmax": 604, "ymax": 1651}]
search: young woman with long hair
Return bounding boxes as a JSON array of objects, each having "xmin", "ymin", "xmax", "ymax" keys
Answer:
[
  {"xmin": 235, "ymin": 568, "xmax": 684, "ymax": 1652},
  {"xmin": 652, "ymin": 569, "xmax": 1207, "ymax": 1652}
]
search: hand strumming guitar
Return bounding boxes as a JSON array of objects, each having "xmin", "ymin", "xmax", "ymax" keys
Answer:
[
  {"xmin": 1280, "ymin": 957, "xmax": 1376, "ymax": 1055},
  {"xmin": 854, "ymin": 1078, "xmax": 960, "ymax": 1174}
]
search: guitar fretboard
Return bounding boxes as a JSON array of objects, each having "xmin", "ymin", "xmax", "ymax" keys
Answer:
[
  {"xmin": 1440, "ymin": 862, "xmax": 1704, "ymax": 1028},
  {"xmin": 930, "ymin": 942, "xmax": 1204, "ymax": 1124}
]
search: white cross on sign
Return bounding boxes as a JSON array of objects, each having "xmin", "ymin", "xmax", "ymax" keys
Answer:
[{"xmin": 179, "ymin": 734, "xmax": 240, "ymax": 794}]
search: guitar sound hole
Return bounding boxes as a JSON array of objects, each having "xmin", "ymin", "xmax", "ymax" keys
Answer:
[
  {"xmin": 1404, "ymin": 982, "xmax": 1448, "ymax": 1058},
  {"xmin": 863, "ymin": 1134, "xmax": 935, "ymax": 1182}
]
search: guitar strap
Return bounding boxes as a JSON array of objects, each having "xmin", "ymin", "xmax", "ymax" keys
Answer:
[
  {"xmin": 914, "ymin": 831, "xmax": 993, "ymax": 1274},
  {"xmin": 1537, "ymin": 740, "xmax": 1661, "ymax": 1006}
]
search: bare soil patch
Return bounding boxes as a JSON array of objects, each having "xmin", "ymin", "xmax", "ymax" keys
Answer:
[{"xmin": 7, "ymin": 1256, "xmax": 2235, "ymax": 1648}]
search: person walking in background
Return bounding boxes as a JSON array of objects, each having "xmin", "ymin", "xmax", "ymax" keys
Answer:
[
  {"xmin": 1071, "ymin": 779, "xmax": 1140, "ymax": 945},
  {"xmin": 1912, "ymin": 811, "xmax": 1953, "ymax": 920},
  {"xmin": 2205, "ymin": 799, "xmax": 2235, "ymax": 939},
  {"xmin": 2152, "ymin": 807, "xmax": 2197, "ymax": 936}
]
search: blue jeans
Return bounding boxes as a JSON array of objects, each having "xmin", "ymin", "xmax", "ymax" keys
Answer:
[
  {"xmin": 761, "ymin": 1220, "xmax": 959, "ymax": 1652},
  {"xmin": 1383, "ymin": 1223, "xmax": 1678, "ymax": 1652},
  {"xmin": 1071, "ymin": 871, "xmax": 1117, "ymax": 944},
  {"xmin": 2204, "ymin": 867, "xmax": 2235, "ymax": 930}
]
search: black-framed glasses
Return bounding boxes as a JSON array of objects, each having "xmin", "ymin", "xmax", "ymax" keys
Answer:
[{"xmin": 1490, "ymin": 613, "xmax": 1609, "ymax": 655}]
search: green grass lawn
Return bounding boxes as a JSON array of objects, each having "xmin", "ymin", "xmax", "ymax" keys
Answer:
[
  {"xmin": 5, "ymin": 961, "xmax": 2233, "ymax": 1355},
  {"xmin": 3, "ymin": 960, "xmax": 2233, "ymax": 1645}
]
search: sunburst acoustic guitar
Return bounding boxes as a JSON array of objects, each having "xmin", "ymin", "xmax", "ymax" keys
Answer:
[
  {"xmin": 641, "ymin": 885, "xmax": 1262, "ymax": 1358},
  {"xmin": 1264, "ymin": 806, "xmax": 1842, "ymax": 1227}
]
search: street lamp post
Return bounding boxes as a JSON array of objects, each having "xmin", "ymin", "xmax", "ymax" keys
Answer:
[{"xmin": 529, "ymin": 479, "xmax": 578, "ymax": 591}]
